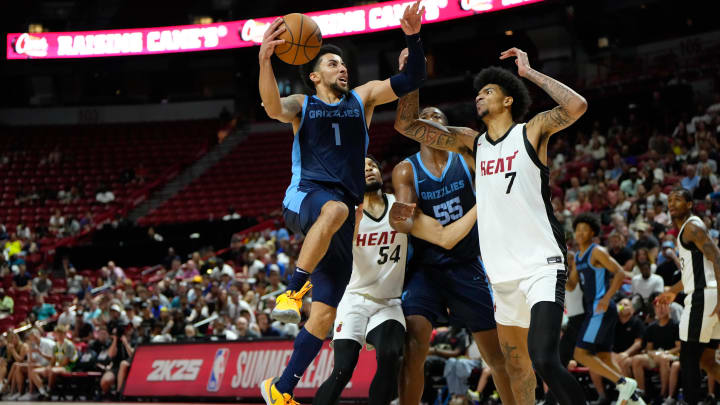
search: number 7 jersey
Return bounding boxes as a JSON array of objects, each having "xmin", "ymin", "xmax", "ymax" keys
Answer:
[{"xmin": 474, "ymin": 123, "xmax": 567, "ymax": 284}]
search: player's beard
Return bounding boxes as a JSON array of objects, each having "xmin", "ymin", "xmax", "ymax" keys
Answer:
[
  {"xmin": 331, "ymin": 80, "xmax": 349, "ymax": 96},
  {"xmin": 364, "ymin": 181, "xmax": 382, "ymax": 193}
]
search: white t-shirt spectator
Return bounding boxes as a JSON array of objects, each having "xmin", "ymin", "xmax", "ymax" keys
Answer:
[
  {"xmin": 96, "ymin": 191, "xmax": 116, "ymax": 204},
  {"xmin": 49, "ymin": 214, "xmax": 65, "ymax": 229},
  {"xmin": 646, "ymin": 193, "xmax": 668, "ymax": 207},
  {"xmin": 631, "ymin": 274, "xmax": 664, "ymax": 302},
  {"xmin": 57, "ymin": 309, "xmax": 76, "ymax": 328},
  {"xmin": 31, "ymin": 337, "xmax": 56, "ymax": 366}
]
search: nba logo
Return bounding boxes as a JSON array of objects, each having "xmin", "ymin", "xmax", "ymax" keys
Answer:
[{"xmin": 207, "ymin": 348, "xmax": 229, "ymax": 392}]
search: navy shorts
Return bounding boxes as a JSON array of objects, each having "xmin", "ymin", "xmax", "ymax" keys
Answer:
[
  {"xmin": 402, "ymin": 259, "xmax": 496, "ymax": 332},
  {"xmin": 576, "ymin": 301, "xmax": 618, "ymax": 353},
  {"xmin": 283, "ymin": 180, "xmax": 355, "ymax": 308}
]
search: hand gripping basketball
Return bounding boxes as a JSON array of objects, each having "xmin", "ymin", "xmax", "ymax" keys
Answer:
[{"xmin": 258, "ymin": 18, "xmax": 286, "ymax": 62}]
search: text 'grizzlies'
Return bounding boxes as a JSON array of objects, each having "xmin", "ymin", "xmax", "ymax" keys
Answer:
[
  {"xmin": 308, "ymin": 109, "xmax": 361, "ymax": 119},
  {"xmin": 420, "ymin": 180, "xmax": 464, "ymax": 200}
]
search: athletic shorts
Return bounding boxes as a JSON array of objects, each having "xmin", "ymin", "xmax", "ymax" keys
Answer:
[
  {"xmin": 491, "ymin": 267, "xmax": 567, "ymax": 328},
  {"xmin": 575, "ymin": 301, "xmax": 618, "ymax": 353},
  {"xmin": 402, "ymin": 259, "xmax": 496, "ymax": 332},
  {"xmin": 680, "ymin": 288, "xmax": 720, "ymax": 343},
  {"xmin": 283, "ymin": 180, "xmax": 355, "ymax": 308},
  {"xmin": 334, "ymin": 292, "xmax": 405, "ymax": 347}
]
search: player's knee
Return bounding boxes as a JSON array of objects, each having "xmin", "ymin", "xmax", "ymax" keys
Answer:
[
  {"xmin": 530, "ymin": 348, "xmax": 559, "ymax": 376},
  {"xmin": 482, "ymin": 347, "xmax": 507, "ymax": 372},
  {"xmin": 376, "ymin": 342, "xmax": 403, "ymax": 367},
  {"xmin": 320, "ymin": 201, "xmax": 349, "ymax": 229}
]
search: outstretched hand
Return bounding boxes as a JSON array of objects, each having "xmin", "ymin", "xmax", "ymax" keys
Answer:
[
  {"xmin": 399, "ymin": 0, "xmax": 425, "ymax": 36},
  {"xmin": 258, "ymin": 18, "xmax": 286, "ymax": 62},
  {"xmin": 500, "ymin": 47, "xmax": 531, "ymax": 78},
  {"xmin": 656, "ymin": 291, "xmax": 677, "ymax": 306}
]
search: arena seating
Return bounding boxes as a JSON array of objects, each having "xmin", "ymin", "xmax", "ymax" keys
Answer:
[
  {"xmin": 139, "ymin": 121, "xmax": 401, "ymax": 225},
  {"xmin": 0, "ymin": 120, "xmax": 217, "ymax": 232}
]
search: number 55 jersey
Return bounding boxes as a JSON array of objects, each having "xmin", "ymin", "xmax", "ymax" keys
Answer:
[
  {"xmin": 405, "ymin": 151, "xmax": 479, "ymax": 266},
  {"xmin": 349, "ymin": 193, "xmax": 408, "ymax": 299}
]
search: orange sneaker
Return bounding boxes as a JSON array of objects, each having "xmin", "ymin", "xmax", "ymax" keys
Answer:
[
  {"xmin": 259, "ymin": 377, "xmax": 300, "ymax": 405},
  {"xmin": 270, "ymin": 281, "xmax": 312, "ymax": 324}
]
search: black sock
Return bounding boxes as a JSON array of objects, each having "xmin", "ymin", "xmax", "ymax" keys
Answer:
[{"xmin": 286, "ymin": 267, "xmax": 309, "ymax": 292}]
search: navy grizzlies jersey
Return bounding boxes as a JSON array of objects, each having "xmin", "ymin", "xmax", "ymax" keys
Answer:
[
  {"xmin": 406, "ymin": 152, "xmax": 479, "ymax": 265},
  {"xmin": 575, "ymin": 244, "xmax": 611, "ymax": 311},
  {"xmin": 283, "ymin": 90, "xmax": 369, "ymax": 211}
]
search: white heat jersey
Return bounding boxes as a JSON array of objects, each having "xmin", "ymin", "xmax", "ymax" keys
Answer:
[
  {"xmin": 678, "ymin": 215, "xmax": 717, "ymax": 294},
  {"xmin": 347, "ymin": 193, "xmax": 408, "ymax": 299},
  {"xmin": 474, "ymin": 123, "xmax": 566, "ymax": 284}
]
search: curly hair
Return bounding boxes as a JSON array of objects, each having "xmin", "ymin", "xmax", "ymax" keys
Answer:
[
  {"xmin": 572, "ymin": 213, "xmax": 601, "ymax": 236},
  {"xmin": 299, "ymin": 44, "xmax": 345, "ymax": 93},
  {"xmin": 473, "ymin": 67, "xmax": 531, "ymax": 122}
]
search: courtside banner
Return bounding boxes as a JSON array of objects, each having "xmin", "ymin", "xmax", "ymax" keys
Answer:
[
  {"xmin": 122, "ymin": 339, "xmax": 377, "ymax": 399},
  {"xmin": 7, "ymin": 0, "xmax": 543, "ymax": 59}
]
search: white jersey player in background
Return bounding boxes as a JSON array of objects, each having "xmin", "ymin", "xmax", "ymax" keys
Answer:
[
  {"xmin": 313, "ymin": 156, "xmax": 478, "ymax": 405},
  {"xmin": 392, "ymin": 47, "xmax": 589, "ymax": 405},
  {"xmin": 659, "ymin": 188, "xmax": 720, "ymax": 405}
]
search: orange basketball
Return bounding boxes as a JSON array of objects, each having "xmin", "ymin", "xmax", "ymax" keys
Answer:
[{"xmin": 274, "ymin": 13, "xmax": 323, "ymax": 65}]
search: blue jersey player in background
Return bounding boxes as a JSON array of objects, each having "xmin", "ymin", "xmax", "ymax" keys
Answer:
[
  {"xmin": 390, "ymin": 52, "xmax": 514, "ymax": 405},
  {"xmin": 567, "ymin": 213, "xmax": 645, "ymax": 405},
  {"xmin": 257, "ymin": 3, "xmax": 427, "ymax": 404}
]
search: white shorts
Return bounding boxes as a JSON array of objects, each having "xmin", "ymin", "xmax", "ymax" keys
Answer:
[
  {"xmin": 491, "ymin": 267, "xmax": 567, "ymax": 328},
  {"xmin": 680, "ymin": 288, "xmax": 720, "ymax": 343},
  {"xmin": 333, "ymin": 292, "xmax": 406, "ymax": 347}
]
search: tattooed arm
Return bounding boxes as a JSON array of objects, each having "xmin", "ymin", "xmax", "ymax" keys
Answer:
[
  {"xmin": 393, "ymin": 90, "xmax": 478, "ymax": 157},
  {"xmin": 500, "ymin": 48, "xmax": 587, "ymax": 165},
  {"xmin": 682, "ymin": 220, "xmax": 720, "ymax": 319}
]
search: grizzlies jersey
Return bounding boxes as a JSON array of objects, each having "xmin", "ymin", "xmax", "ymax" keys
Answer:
[
  {"xmin": 406, "ymin": 151, "xmax": 479, "ymax": 266},
  {"xmin": 575, "ymin": 244, "xmax": 611, "ymax": 311},
  {"xmin": 283, "ymin": 90, "xmax": 370, "ymax": 211}
]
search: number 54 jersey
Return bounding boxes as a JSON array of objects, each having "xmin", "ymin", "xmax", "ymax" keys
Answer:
[
  {"xmin": 474, "ymin": 123, "xmax": 567, "ymax": 284},
  {"xmin": 406, "ymin": 151, "xmax": 479, "ymax": 266},
  {"xmin": 349, "ymin": 193, "xmax": 408, "ymax": 299}
]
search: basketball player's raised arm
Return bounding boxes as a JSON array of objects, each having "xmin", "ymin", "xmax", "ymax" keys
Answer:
[
  {"xmin": 592, "ymin": 246, "xmax": 627, "ymax": 314},
  {"xmin": 683, "ymin": 221, "xmax": 720, "ymax": 317},
  {"xmin": 410, "ymin": 205, "xmax": 478, "ymax": 250},
  {"xmin": 354, "ymin": 1, "xmax": 426, "ymax": 113},
  {"xmin": 389, "ymin": 161, "xmax": 418, "ymax": 234},
  {"xmin": 258, "ymin": 18, "xmax": 304, "ymax": 125},
  {"xmin": 500, "ymin": 48, "xmax": 587, "ymax": 142},
  {"xmin": 393, "ymin": 90, "xmax": 478, "ymax": 158}
]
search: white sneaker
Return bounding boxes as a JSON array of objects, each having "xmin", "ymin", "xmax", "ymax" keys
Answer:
[
  {"xmin": 662, "ymin": 397, "xmax": 677, "ymax": 405},
  {"xmin": 7, "ymin": 392, "xmax": 20, "ymax": 400},
  {"xmin": 18, "ymin": 393, "xmax": 33, "ymax": 401},
  {"xmin": 616, "ymin": 378, "xmax": 638, "ymax": 405}
]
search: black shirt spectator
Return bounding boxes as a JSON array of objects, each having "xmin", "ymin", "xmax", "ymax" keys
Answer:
[
  {"xmin": 257, "ymin": 312, "xmax": 283, "ymax": 337},
  {"xmin": 655, "ymin": 257, "xmax": 681, "ymax": 287},
  {"xmin": 643, "ymin": 319, "xmax": 679, "ymax": 351},
  {"xmin": 12, "ymin": 270, "xmax": 32, "ymax": 289},
  {"xmin": 615, "ymin": 314, "xmax": 646, "ymax": 353}
]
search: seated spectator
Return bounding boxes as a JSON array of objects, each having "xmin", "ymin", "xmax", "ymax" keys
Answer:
[
  {"xmin": 620, "ymin": 167, "xmax": 642, "ymax": 197},
  {"xmin": 656, "ymin": 241, "xmax": 682, "ymax": 287},
  {"xmin": 31, "ymin": 271, "xmax": 52, "ymax": 298},
  {"xmin": 631, "ymin": 262, "xmax": 664, "ymax": 311},
  {"xmin": 48, "ymin": 210, "xmax": 65, "ymax": 234},
  {"xmin": 147, "ymin": 227, "xmax": 164, "ymax": 242},
  {"xmin": 609, "ymin": 232, "xmax": 635, "ymax": 273},
  {"xmin": 107, "ymin": 261, "xmax": 126, "ymax": 284},
  {"xmin": 0, "ymin": 288, "xmax": 13, "ymax": 315},
  {"xmin": 257, "ymin": 312, "xmax": 283, "ymax": 337},
  {"xmin": 694, "ymin": 164, "xmax": 717, "ymax": 200},
  {"xmin": 222, "ymin": 207, "xmax": 242, "ymax": 221},
  {"xmin": 234, "ymin": 317, "xmax": 260, "ymax": 339},
  {"xmin": 590, "ymin": 298, "xmax": 645, "ymax": 403},
  {"xmin": 633, "ymin": 223, "xmax": 659, "ymax": 259},
  {"xmin": 19, "ymin": 328, "xmax": 54, "ymax": 400},
  {"xmin": 66, "ymin": 268, "xmax": 83, "ymax": 296},
  {"xmin": 630, "ymin": 299, "xmax": 680, "ymax": 402},
  {"xmin": 423, "ymin": 325, "xmax": 470, "ymax": 404},
  {"xmin": 680, "ymin": 164, "xmax": 700, "ymax": 193},
  {"xmin": 266, "ymin": 267, "xmax": 286, "ymax": 295},
  {"xmin": 32, "ymin": 295, "xmax": 56, "ymax": 321},
  {"xmin": 652, "ymin": 200, "xmax": 671, "ymax": 227},
  {"xmin": 43, "ymin": 325, "xmax": 78, "ymax": 393},
  {"xmin": 2, "ymin": 330, "xmax": 28, "ymax": 398},
  {"xmin": 631, "ymin": 247, "xmax": 657, "ymax": 277},
  {"xmin": 73, "ymin": 310, "xmax": 94, "ymax": 342},
  {"xmin": 56, "ymin": 301, "xmax": 76, "ymax": 328},
  {"xmin": 95, "ymin": 185, "xmax": 115, "ymax": 205},
  {"xmin": 211, "ymin": 318, "xmax": 238, "ymax": 341},
  {"xmin": 89, "ymin": 326, "xmax": 116, "ymax": 395}
]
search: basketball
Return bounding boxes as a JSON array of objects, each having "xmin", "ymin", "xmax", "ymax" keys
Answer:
[{"xmin": 274, "ymin": 13, "xmax": 322, "ymax": 65}]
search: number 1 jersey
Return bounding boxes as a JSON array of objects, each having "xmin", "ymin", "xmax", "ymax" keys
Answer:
[
  {"xmin": 349, "ymin": 193, "xmax": 408, "ymax": 299},
  {"xmin": 406, "ymin": 151, "xmax": 479, "ymax": 266},
  {"xmin": 474, "ymin": 123, "xmax": 566, "ymax": 284}
]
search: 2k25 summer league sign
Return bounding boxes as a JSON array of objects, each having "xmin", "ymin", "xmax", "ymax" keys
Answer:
[
  {"xmin": 7, "ymin": 0, "xmax": 544, "ymax": 59},
  {"xmin": 122, "ymin": 339, "xmax": 376, "ymax": 399}
]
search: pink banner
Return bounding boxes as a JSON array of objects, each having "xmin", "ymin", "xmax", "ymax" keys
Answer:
[
  {"xmin": 122, "ymin": 339, "xmax": 377, "ymax": 399},
  {"xmin": 8, "ymin": 0, "xmax": 544, "ymax": 60}
]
